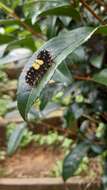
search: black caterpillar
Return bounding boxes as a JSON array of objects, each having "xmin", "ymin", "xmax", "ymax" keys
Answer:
[{"xmin": 25, "ymin": 50, "xmax": 53, "ymax": 86}]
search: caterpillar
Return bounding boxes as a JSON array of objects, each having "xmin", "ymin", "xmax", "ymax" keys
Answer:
[{"xmin": 25, "ymin": 49, "xmax": 53, "ymax": 86}]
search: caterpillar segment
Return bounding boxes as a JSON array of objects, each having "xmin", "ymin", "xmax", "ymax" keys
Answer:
[{"xmin": 25, "ymin": 50, "xmax": 53, "ymax": 86}]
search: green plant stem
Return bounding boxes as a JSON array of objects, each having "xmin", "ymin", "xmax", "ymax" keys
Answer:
[
  {"xmin": 0, "ymin": 2, "xmax": 45, "ymax": 40},
  {"xmin": 0, "ymin": 2, "xmax": 13, "ymax": 13},
  {"xmin": 80, "ymin": 0, "xmax": 105, "ymax": 24}
]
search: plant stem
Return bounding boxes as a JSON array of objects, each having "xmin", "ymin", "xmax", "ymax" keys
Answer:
[
  {"xmin": 12, "ymin": 12, "xmax": 45, "ymax": 39},
  {"xmin": 0, "ymin": 2, "xmax": 13, "ymax": 14},
  {"xmin": 95, "ymin": 0, "xmax": 107, "ymax": 12},
  {"xmin": 80, "ymin": 0, "xmax": 105, "ymax": 24},
  {"xmin": 0, "ymin": 2, "xmax": 45, "ymax": 40},
  {"xmin": 74, "ymin": 75, "xmax": 92, "ymax": 81},
  {"xmin": 95, "ymin": 0, "xmax": 105, "ymax": 7},
  {"xmin": 82, "ymin": 114, "xmax": 99, "ymax": 124}
]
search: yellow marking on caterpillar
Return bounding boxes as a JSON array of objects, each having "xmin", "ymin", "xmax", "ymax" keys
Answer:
[
  {"xmin": 36, "ymin": 59, "xmax": 44, "ymax": 65},
  {"xmin": 32, "ymin": 63, "xmax": 40, "ymax": 70}
]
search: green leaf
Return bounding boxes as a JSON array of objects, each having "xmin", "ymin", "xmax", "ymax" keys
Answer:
[
  {"xmin": 5, "ymin": 36, "xmax": 36, "ymax": 52},
  {"xmin": 97, "ymin": 25, "xmax": 107, "ymax": 34},
  {"xmin": 93, "ymin": 69, "xmax": 107, "ymax": 86},
  {"xmin": 63, "ymin": 107, "xmax": 77, "ymax": 128},
  {"xmin": 0, "ymin": 34, "xmax": 15, "ymax": 44},
  {"xmin": 62, "ymin": 141, "xmax": 90, "ymax": 181},
  {"xmin": 0, "ymin": 48, "xmax": 32, "ymax": 65},
  {"xmin": 40, "ymin": 5, "xmax": 80, "ymax": 20},
  {"xmin": 90, "ymin": 53, "xmax": 104, "ymax": 69},
  {"xmin": 46, "ymin": 16, "xmax": 57, "ymax": 39},
  {"xmin": 41, "ymin": 102, "xmax": 61, "ymax": 118},
  {"xmin": 0, "ymin": 19, "xmax": 19, "ymax": 25},
  {"xmin": 7, "ymin": 123, "xmax": 26, "ymax": 156},
  {"xmin": 0, "ymin": 44, "xmax": 8, "ymax": 58},
  {"xmin": 53, "ymin": 62, "xmax": 72, "ymax": 85},
  {"xmin": 59, "ymin": 16, "xmax": 71, "ymax": 27},
  {"xmin": 31, "ymin": 1, "xmax": 72, "ymax": 24},
  {"xmin": 17, "ymin": 27, "xmax": 97, "ymax": 120},
  {"xmin": 0, "ymin": 19, "xmax": 41, "ymax": 33},
  {"xmin": 40, "ymin": 83, "xmax": 63, "ymax": 110}
]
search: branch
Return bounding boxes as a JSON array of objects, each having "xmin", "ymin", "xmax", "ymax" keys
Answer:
[
  {"xmin": 0, "ymin": 2, "xmax": 45, "ymax": 40},
  {"xmin": 13, "ymin": 13, "xmax": 45, "ymax": 40},
  {"xmin": 95, "ymin": 0, "xmax": 107, "ymax": 12},
  {"xmin": 80, "ymin": 0, "xmax": 105, "ymax": 25},
  {"xmin": 74, "ymin": 75, "xmax": 92, "ymax": 81},
  {"xmin": 95, "ymin": 0, "xmax": 105, "ymax": 7}
]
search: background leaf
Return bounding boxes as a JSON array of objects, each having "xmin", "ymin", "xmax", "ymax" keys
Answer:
[
  {"xmin": 0, "ymin": 48, "xmax": 32, "ymax": 65},
  {"xmin": 7, "ymin": 123, "xmax": 26, "ymax": 156},
  {"xmin": 0, "ymin": 34, "xmax": 15, "ymax": 44},
  {"xmin": 40, "ymin": 5, "xmax": 80, "ymax": 19},
  {"xmin": 62, "ymin": 141, "xmax": 90, "ymax": 181},
  {"xmin": 93, "ymin": 69, "xmax": 107, "ymax": 86}
]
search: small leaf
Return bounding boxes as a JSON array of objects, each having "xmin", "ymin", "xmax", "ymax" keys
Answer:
[
  {"xmin": 0, "ymin": 44, "xmax": 8, "ymax": 58},
  {"xmin": 0, "ymin": 34, "xmax": 15, "ymax": 44},
  {"xmin": 63, "ymin": 107, "xmax": 77, "ymax": 128},
  {"xmin": 41, "ymin": 5, "xmax": 80, "ymax": 20},
  {"xmin": 90, "ymin": 53, "xmax": 104, "ymax": 69},
  {"xmin": 7, "ymin": 123, "xmax": 26, "ymax": 156},
  {"xmin": 47, "ymin": 16, "xmax": 57, "ymax": 39},
  {"xmin": 41, "ymin": 102, "xmax": 61, "ymax": 118},
  {"xmin": 5, "ymin": 36, "xmax": 36, "ymax": 52},
  {"xmin": 0, "ymin": 19, "xmax": 19, "ymax": 25},
  {"xmin": 53, "ymin": 64, "xmax": 72, "ymax": 85},
  {"xmin": 0, "ymin": 48, "xmax": 32, "ymax": 65},
  {"xmin": 31, "ymin": 1, "xmax": 77, "ymax": 24},
  {"xmin": 40, "ymin": 83, "xmax": 63, "ymax": 110},
  {"xmin": 93, "ymin": 69, "xmax": 107, "ymax": 86},
  {"xmin": 63, "ymin": 141, "xmax": 90, "ymax": 181}
]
